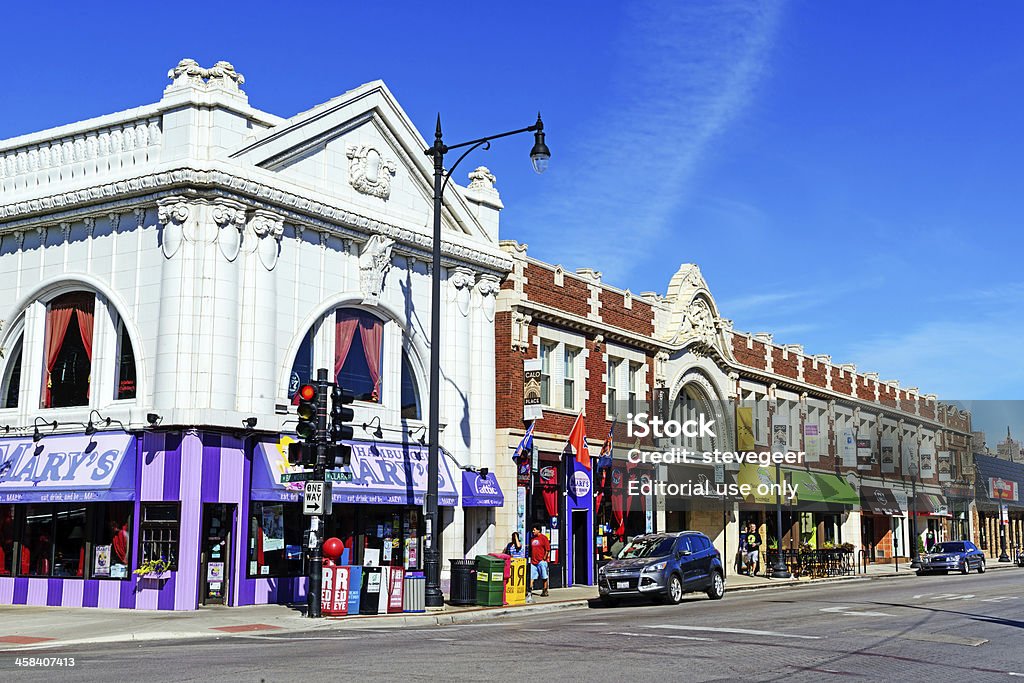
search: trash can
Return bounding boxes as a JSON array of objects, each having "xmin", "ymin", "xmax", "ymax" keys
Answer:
[
  {"xmin": 403, "ymin": 571, "xmax": 426, "ymax": 613},
  {"xmin": 448, "ymin": 558, "xmax": 477, "ymax": 606},
  {"xmin": 475, "ymin": 554, "xmax": 505, "ymax": 607}
]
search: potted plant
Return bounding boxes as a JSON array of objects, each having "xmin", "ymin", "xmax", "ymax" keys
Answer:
[{"xmin": 134, "ymin": 557, "xmax": 172, "ymax": 580}]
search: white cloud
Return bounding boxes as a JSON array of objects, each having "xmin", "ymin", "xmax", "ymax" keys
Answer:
[{"xmin": 515, "ymin": 0, "xmax": 785, "ymax": 282}]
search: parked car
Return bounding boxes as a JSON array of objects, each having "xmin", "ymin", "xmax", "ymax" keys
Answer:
[
  {"xmin": 917, "ymin": 540, "xmax": 986, "ymax": 575},
  {"xmin": 597, "ymin": 531, "xmax": 725, "ymax": 605}
]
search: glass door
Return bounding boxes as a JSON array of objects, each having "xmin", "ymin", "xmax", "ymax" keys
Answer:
[{"xmin": 200, "ymin": 504, "xmax": 234, "ymax": 606}]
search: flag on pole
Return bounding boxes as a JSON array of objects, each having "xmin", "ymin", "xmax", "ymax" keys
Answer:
[
  {"xmin": 596, "ymin": 420, "xmax": 615, "ymax": 471},
  {"xmin": 512, "ymin": 422, "xmax": 535, "ymax": 463},
  {"xmin": 566, "ymin": 412, "xmax": 590, "ymax": 470}
]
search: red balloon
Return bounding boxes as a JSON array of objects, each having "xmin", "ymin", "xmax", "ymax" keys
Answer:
[{"xmin": 323, "ymin": 537, "xmax": 344, "ymax": 560}]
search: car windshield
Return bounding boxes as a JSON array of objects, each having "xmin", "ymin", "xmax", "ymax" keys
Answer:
[
  {"xmin": 932, "ymin": 542, "xmax": 965, "ymax": 553},
  {"xmin": 617, "ymin": 537, "xmax": 675, "ymax": 559}
]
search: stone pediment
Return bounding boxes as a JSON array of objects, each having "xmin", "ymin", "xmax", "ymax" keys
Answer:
[
  {"xmin": 227, "ymin": 81, "xmax": 488, "ymax": 241},
  {"xmin": 660, "ymin": 263, "xmax": 733, "ymax": 361}
]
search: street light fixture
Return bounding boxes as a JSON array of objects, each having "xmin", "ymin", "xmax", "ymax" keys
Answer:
[{"xmin": 422, "ymin": 113, "xmax": 549, "ymax": 608}]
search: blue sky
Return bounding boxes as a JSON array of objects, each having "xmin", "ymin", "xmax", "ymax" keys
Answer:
[{"xmin": 3, "ymin": 2, "xmax": 1022, "ymax": 415}]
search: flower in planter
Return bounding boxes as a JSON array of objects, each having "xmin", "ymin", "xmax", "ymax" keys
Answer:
[{"xmin": 134, "ymin": 557, "xmax": 172, "ymax": 576}]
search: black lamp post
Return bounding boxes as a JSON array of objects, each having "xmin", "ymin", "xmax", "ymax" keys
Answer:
[
  {"xmin": 771, "ymin": 459, "xmax": 792, "ymax": 579},
  {"xmin": 422, "ymin": 114, "xmax": 549, "ymax": 608},
  {"xmin": 909, "ymin": 462, "xmax": 920, "ymax": 568}
]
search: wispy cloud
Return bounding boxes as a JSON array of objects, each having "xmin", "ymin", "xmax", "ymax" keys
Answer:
[
  {"xmin": 842, "ymin": 319, "xmax": 1024, "ymax": 400},
  {"xmin": 515, "ymin": 0, "xmax": 785, "ymax": 282}
]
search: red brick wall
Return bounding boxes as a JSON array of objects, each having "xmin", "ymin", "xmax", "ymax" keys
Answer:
[
  {"xmin": 772, "ymin": 348, "xmax": 798, "ymax": 380},
  {"xmin": 523, "ymin": 264, "xmax": 590, "ymax": 317},
  {"xmin": 732, "ymin": 336, "xmax": 767, "ymax": 370},
  {"xmin": 832, "ymin": 369, "xmax": 853, "ymax": 395},
  {"xmin": 599, "ymin": 290, "xmax": 655, "ymax": 336},
  {"xmin": 804, "ymin": 361, "xmax": 827, "ymax": 389},
  {"xmin": 855, "ymin": 377, "xmax": 874, "ymax": 401},
  {"xmin": 879, "ymin": 384, "xmax": 897, "ymax": 409},
  {"xmin": 495, "ymin": 311, "xmax": 524, "ymax": 430}
]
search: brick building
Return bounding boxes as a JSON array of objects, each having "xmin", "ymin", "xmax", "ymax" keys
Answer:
[{"xmin": 495, "ymin": 246, "xmax": 974, "ymax": 586}]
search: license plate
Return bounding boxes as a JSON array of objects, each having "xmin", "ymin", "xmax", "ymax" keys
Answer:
[{"xmin": 616, "ymin": 581, "xmax": 630, "ymax": 589}]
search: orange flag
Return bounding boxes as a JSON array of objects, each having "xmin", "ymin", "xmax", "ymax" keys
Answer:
[{"xmin": 567, "ymin": 412, "xmax": 590, "ymax": 470}]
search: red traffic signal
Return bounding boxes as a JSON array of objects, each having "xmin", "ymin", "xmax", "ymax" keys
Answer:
[{"xmin": 296, "ymin": 383, "xmax": 319, "ymax": 442}]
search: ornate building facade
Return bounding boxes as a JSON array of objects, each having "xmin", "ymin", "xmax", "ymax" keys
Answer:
[{"xmin": 0, "ymin": 60, "xmax": 509, "ymax": 609}]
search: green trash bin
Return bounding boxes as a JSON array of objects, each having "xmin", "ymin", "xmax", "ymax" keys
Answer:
[{"xmin": 475, "ymin": 555, "xmax": 506, "ymax": 607}]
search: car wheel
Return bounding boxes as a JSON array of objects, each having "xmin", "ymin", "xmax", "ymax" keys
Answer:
[
  {"xmin": 961, "ymin": 561, "xmax": 970, "ymax": 575},
  {"xmin": 706, "ymin": 572, "xmax": 725, "ymax": 600},
  {"xmin": 665, "ymin": 574, "xmax": 684, "ymax": 605},
  {"xmin": 978, "ymin": 560, "xmax": 986, "ymax": 574}
]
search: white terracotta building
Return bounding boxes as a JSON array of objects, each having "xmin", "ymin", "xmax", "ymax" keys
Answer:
[{"xmin": 0, "ymin": 60, "xmax": 509, "ymax": 609}]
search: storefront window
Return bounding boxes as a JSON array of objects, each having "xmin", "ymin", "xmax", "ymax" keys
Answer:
[
  {"xmin": 52, "ymin": 505, "xmax": 87, "ymax": 577},
  {"xmin": 90, "ymin": 502, "xmax": 132, "ymax": 579},
  {"xmin": 139, "ymin": 503, "xmax": 179, "ymax": 571},
  {"xmin": 0, "ymin": 504, "xmax": 14, "ymax": 575},
  {"xmin": 248, "ymin": 502, "xmax": 305, "ymax": 577},
  {"xmin": 400, "ymin": 352, "xmax": 421, "ymax": 420},
  {"xmin": 24, "ymin": 504, "xmax": 54, "ymax": 576}
]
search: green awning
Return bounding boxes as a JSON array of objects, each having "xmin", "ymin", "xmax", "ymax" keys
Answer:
[{"xmin": 788, "ymin": 470, "xmax": 859, "ymax": 506}]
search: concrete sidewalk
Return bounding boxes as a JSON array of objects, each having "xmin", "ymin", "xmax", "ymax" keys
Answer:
[{"xmin": 1, "ymin": 561, "xmax": 1018, "ymax": 651}]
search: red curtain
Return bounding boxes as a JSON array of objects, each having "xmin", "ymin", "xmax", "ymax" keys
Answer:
[
  {"xmin": 539, "ymin": 465, "xmax": 559, "ymax": 518},
  {"xmin": 334, "ymin": 313, "xmax": 360, "ymax": 379},
  {"xmin": 610, "ymin": 466, "xmax": 625, "ymax": 538},
  {"xmin": 359, "ymin": 317, "xmax": 383, "ymax": 401},
  {"xmin": 43, "ymin": 306, "xmax": 75, "ymax": 407},
  {"xmin": 76, "ymin": 304, "xmax": 94, "ymax": 362}
]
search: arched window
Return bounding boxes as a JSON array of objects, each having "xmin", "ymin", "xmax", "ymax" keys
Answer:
[
  {"xmin": 287, "ymin": 330, "xmax": 314, "ymax": 403},
  {"xmin": 2, "ymin": 335, "xmax": 23, "ymax": 408},
  {"xmin": 334, "ymin": 310, "xmax": 383, "ymax": 403},
  {"xmin": 44, "ymin": 292, "xmax": 95, "ymax": 408},
  {"xmin": 401, "ymin": 351, "xmax": 421, "ymax": 420},
  {"xmin": 114, "ymin": 319, "xmax": 137, "ymax": 401}
]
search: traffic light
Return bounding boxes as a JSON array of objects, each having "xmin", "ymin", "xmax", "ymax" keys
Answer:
[
  {"xmin": 330, "ymin": 384, "xmax": 355, "ymax": 468},
  {"xmin": 295, "ymin": 383, "xmax": 318, "ymax": 442},
  {"xmin": 287, "ymin": 441, "xmax": 309, "ymax": 467}
]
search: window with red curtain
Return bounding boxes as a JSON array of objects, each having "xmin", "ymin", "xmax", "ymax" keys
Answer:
[
  {"xmin": 336, "ymin": 310, "xmax": 383, "ymax": 403},
  {"xmin": 43, "ymin": 292, "xmax": 95, "ymax": 408}
]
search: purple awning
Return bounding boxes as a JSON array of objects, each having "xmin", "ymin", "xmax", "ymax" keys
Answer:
[
  {"xmin": 0, "ymin": 433, "xmax": 136, "ymax": 503},
  {"xmin": 461, "ymin": 470, "xmax": 504, "ymax": 507},
  {"xmin": 253, "ymin": 439, "xmax": 459, "ymax": 506}
]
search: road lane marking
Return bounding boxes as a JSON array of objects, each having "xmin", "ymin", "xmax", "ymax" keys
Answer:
[
  {"xmin": 519, "ymin": 629, "xmax": 551, "ymax": 632},
  {"xmin": 643, "ymin": 625, "xmax": 822, "ymax": 640},
  {"xmin": 850, "ymin": 629, "xmax": 988, "ymax": 647},
  {"xmin": 980, "ymin": 596, "xmax": 1020, "ymax": 603},
  {"xmin": 607, "ymin": 631, "xmax": 712, "ymax": 642},
  {"xmin": 820, "ymin": 606, "xmax": 893, "ymax": 617}
]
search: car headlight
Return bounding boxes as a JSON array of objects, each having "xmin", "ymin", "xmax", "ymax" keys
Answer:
[
  {"xmin": 598, "ymin": 566, "xmax": 606, "ymax": 576},
  {"xmin": 950, "ymin": 554, "xmax": 962, "ymax": 562},
  {"xmin": 644, "ymin": 561, "xmax": 667, "ymax": 572}
]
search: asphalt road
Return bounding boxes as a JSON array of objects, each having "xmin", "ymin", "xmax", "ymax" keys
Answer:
[{"xmin": 4, "ymin": 571, "xmax": 1024, "ymax": 682}]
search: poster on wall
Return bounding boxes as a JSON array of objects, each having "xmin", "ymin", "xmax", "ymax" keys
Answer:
[
  {"xmin": 772, "ymin": 417, "xmax": 790, "ymax": 453},
  {"xmin": 516, "ymin": 486, "xmax": 527, "ymax": 544},
  {"xmin": 881, "ymin": 435, "xmax": 896, "ymax": 474},
  {"xmin": 919, "ymin": 451, "xmax": 934, "ymax": 479},
  {"xmin": 902, "ymin": 438, "xmax": 915, "ymax": 474},
  {"xmin": 937, "ymin": 451, "xmax": 951, "ymax": 482},
  {"xmin": 93, "ymin": 545, "xmax": 111, "ymax": 577},
  {"xmin": 262, "ymin": 504, "xmax": 285, "ymax": 552},
  {"xmin": 736, "ymin": 407, "xmax": 754, "ymax": 452},
  {"xmin": 856, "ymin": 438, "xmax": 872, "ymax": 471},
  {"xmin": 841, "ymin": 428, "xmax": 857, "ymax": 467},
  {"xmin": 803, "ymin": 424, "xmax": 819, "ymax": 462}
]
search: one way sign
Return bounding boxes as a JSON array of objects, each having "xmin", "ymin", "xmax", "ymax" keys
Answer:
[{"xmin": 303, "ymin": 481, "xmax": 333, "ymax": 516}]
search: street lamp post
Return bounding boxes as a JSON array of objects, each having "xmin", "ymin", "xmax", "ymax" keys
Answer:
[
  {"xmin": 909, "ymin": 462, "xmax": 920, "ymax": 568},
  {"xmin": 771, "ymin": 459, "xmax": 792, "ymax": 579},
  {"xmin": 422, "ymin": 114, "xmax": 550, "ymax": 608}
]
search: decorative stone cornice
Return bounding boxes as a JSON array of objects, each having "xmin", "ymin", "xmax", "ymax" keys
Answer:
[
  {"xmin": 0, "ymin": 167, "xmax": 513, "ymax": 276},
  {"xmin": 475, "ymin": 275, "xmax": 501, "ymax": 298},
  {"xmin": 167, "ymin": 59, "xmax": 245, "ymax": 92},
  {"xmin": 450, "ymin": 268, "xmax": 476, "ymax": 290},
  {"xmin": 248, "ymin": 209, "xmax": 285, "ymax": 270}
]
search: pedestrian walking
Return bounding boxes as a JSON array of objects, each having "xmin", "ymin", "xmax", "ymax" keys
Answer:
[
  {"xmin": 744, "ymin": 523, "xmax": 762, "ymax": 576},
  {"xmin": 530, "ymin": 524, "xmax": 550, "ymax": 596}
]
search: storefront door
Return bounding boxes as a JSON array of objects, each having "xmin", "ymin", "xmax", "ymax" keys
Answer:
[
  {"xmin": 200, "ymin": 503, "xmax": 234, "ymax": 606},
  {"xmin": 572, "ymin": 510, "xmax": 588, "ymax": 585}
]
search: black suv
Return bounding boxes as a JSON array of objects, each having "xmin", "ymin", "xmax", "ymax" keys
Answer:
[{"xmin": 597, "ymin": 531, "xmax": 725, "ymax": 605}]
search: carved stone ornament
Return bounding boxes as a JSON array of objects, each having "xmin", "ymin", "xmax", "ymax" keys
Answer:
[
  {"xmin": 680, "ymin": 298, "xmax": 719, "ymax": 351},
  {"xmin": 212, "ymin": 202, "xmax": 246, "ymax": 262},
  {"xmin": 167, "ymin": 59, "xmax": 245, "ymax": 91},
  {"xmin": 248, "ymin": 210, "xmax": 285, "ymax": 271},
  {"xmin": 346, "ymin": 146, "xmax": 397, "ymax": 200},
  {"xmin": 358, "ymin": 234, "xmax": 395, "ymax": 305},
  {"xmin": 450, "ymin": 268, "xmax": 475, "ymax": 317},
  {"xmin": 467, "ymin": 166, "xmax": 496, "ymax": 191},
  {"xmin": 157, "ymin": 199, "xmax": 190, "ymax": 259}
]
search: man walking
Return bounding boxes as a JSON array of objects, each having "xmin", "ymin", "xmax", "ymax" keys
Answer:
[
  {"xmin": 530, "ymin": 524, "xmax": 550, "ymax": 597},
  {"xmin": 744, "ymin": 523, "xmax": 762, "ymax": 576}
]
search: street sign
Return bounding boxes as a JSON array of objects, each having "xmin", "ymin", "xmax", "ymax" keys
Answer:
[
  {"xmin": 325, "ymin": 470, "xmax": 354, "ymax": 482},
  {"xmin": 280, "ymin": 471, "xmax": 315, "ymax": 483},
  {"xmin": 303, "ymin": 481, "xmax": 333, "ymax": 515},
  {"xmin": 714, "ymin": 463, "xmax": 725, "ymax": 485}
]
